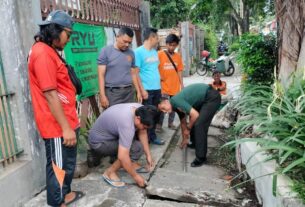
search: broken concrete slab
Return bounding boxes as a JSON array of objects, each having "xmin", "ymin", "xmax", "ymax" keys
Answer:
[
  {"xmin": 24, "ymin": 179, "xmax": 146, "ymax": 207},
  {"xmin": 207, "ymin": 136, "xmax": 222, "ymax": 148},
  {"xmin": 143, "ymin": 199, "xmax": 203, "ymax": 207},
  {"xmin": 24, "ymin": 180, "xmax": 111, "ymax": 207},
  {"xmin": 208, "ymin": 127, "xmax": 225, "ymax": 137},
  {"xmin": 24, "ymin": 116, "xmax": 179, "ymax": 207},
  {"xmin": 164, "ymin": 160, "xmax": 226, "ymax": 179},
  {"xmin": 146, "ymin": 168, "xmax": 239, "ymax": 206},
  {"xmin": 163, "ymin": 146, "xmax": 223, "ymax": 176}
]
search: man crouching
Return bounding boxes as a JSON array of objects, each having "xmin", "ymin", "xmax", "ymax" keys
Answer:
[{"xmin": 88, "ymin": 103, "xmax": 157, "ymax": 187}]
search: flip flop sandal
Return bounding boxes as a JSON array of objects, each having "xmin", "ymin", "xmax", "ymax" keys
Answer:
[
  {"xmin": 102, "ymin": 174, "xmax": 125, "ymax": 188},
  {"xmin": 135, "ymin": 166, "xmax": 150, "ymax": 173},
  {"xmin": 65, "ymin": 191, "xmax": 85, "ymax": 206}
]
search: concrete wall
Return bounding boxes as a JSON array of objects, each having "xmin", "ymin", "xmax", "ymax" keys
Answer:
[
  {"xmin": 241, "ymin": 142, "xmax": 304, "ymax": 207},
  {"xmin": 0, "ymin": 1, "xmax": 46, "ymax": 206},
  {"xmin": 180, "ymin": 22, "xmax": 190, "ymax": 76},
  {"xmin": 180, "ymin": 22, "xmax": 202, "ymax": 76},
  {"xmin": 140, "ymin": 1, "xmax": 151, "ymax": 32}
]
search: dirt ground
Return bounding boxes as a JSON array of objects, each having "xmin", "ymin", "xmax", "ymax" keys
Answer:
[{"xmin": 209, "ymin": 131, "xmax": 262, "ymax": 207}]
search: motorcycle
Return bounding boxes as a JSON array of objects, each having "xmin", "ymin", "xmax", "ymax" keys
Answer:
[{"xmin": 196, "ymin": 50, "xmax": 235, "ymax": 76}]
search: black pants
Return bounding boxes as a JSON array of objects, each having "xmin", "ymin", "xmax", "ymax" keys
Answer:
[
  {"xmin": 190, "ymin": 89, "xmax": 221, "ymax": 159},
  {"xmin": 44, "ymin": 128, "xmax": 79, "ymax": 206},
  {"xmin": 142, "ymin": 89, "xmax": 161, "ymax": 141}
]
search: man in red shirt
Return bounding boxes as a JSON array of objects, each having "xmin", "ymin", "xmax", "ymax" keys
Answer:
[{"xmin": 28, "ymin": 10, "xmax": 84, "ymax": 207}]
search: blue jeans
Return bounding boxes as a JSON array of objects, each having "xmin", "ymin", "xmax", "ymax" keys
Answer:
[{"xmin": 142, "ymin": 89, "xmax": 161, "ymax": 142}]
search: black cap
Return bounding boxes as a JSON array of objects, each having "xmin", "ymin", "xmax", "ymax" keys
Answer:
[{"xmin": 38, "ymin": 10, "xmax": 74, "ymax": 29}]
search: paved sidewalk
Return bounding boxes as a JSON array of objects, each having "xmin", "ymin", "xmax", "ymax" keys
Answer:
[
  {"xmin": 25, "ymin": 73, "xmax": 245, "ymax": 207},
  {"xmin": 24, "ymin": 117, "xmax": 179, "ymax": 207}
]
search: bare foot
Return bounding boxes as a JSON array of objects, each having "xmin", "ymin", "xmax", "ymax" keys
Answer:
[
  {"xmin": 64, "ymin": 192, "xmax": 76, "ymax": 204},
  {"xmin": 104, "ymin": 169, "xmax": 121, "ymax": 181}
]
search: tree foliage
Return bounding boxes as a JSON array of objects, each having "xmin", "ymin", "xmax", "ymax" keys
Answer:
[
  {"xmin": 237, "ymin": 33, "xmax": 277, "ymax": 86},
  {"xmin": 191, "ymin": 0, "xmax": 274, "ymax": 35},
  {"xmin": 149, "ymin": 0, "xmax": 188, "ymax": 28},
  {"xmin": 149, "ymin": 0, "xmax": 275, "ymax": 38}
]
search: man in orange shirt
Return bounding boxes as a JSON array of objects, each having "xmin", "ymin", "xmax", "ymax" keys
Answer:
[
  {"xmin": 210, "ymin": 70, "xmax": 227, "ymax": 95},
  {"xmin": 156, "ymin": 34, "xmax": 184, "ymax": 131}
]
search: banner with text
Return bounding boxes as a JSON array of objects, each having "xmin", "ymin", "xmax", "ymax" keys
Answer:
[{"xmin": 64, "ymin": 23, "xmax": 106, "ymax": 100}]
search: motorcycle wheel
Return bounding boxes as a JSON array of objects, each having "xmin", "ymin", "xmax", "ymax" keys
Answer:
[
  {"xmin": 223, "ymin": 61, "xmax": 235, "ymax": 76},
  {"xmin": 196, "ymin": 63, "xmax": 208, "ymax": 76}
]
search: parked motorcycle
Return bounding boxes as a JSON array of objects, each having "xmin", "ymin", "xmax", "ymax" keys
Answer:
[{"xmin": 196, "ymin": 50, "xmax": 235, "ymax": 76}]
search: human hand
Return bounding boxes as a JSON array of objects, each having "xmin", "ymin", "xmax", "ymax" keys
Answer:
[
  {"xmin": 137, "ymin": 92, "xmax": 143, "ymax": 103},
  {"xmin": 100, "ymin": 94, "xmax": 109, "ymax": 109},
  {"xmin": 146, "ymin": 155, "xmax": 155, "ymax": 171},
  {"xmin": 180, "ymin": 138, "xmax": 189, "ymax": 149},
  {"xmin": 182, "ymin": 128, "xmax": 190, "ymax": 138},
  {"xmin": 62, "ymin": 128, "xmax": 77, "ymax": 147},
  {"xmin": 134, "ymin": 174, "xmax": 147, "ymax": 188},
  {"xmin": 142, "ymin": 90, "xmax": 148, "ymax": 100}
]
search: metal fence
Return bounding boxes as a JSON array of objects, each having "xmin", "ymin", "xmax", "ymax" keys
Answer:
[
  {"xmin": 0, "ymin": 55, "xmax": 20, "ymax": 167},
  {"xmin": 40, "ymin": 0, "xmax": 142, "ymax": 29}
]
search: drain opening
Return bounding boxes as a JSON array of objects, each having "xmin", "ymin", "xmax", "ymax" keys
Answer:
[{"xmin": 146, "ymin": 194, "xmax": 196, "ymax": 204}]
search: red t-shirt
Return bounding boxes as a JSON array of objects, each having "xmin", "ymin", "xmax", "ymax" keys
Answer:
[{"xmin": 28, "ymin": 42, "xmax": 79, "ymax": 139}]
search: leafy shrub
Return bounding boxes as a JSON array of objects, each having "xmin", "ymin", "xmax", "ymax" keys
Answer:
[
  {"xmin": 228, "ymin": 39, "xmax": 240, "ymax": 54},
  {"xmin": 198, "ymin": 23, "xmax": 218, "ymax": 59},
  {"xmin": 228, "ymin": 77, "xmax": 305, "ymax": 202},
  {"xmin": 237, "ymin": 33, "xmax": 277, "ymax": 86}
]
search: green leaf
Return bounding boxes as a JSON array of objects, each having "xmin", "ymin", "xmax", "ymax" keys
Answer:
[{"xmin": 282, "ymin": 158, "xmax": 305, "ymax": 174}]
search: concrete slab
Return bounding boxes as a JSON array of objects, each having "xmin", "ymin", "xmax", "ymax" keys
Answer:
[
  {"xmin": 163, "ymin": 159, "xmax": 225, "ymax": 179},
  {"xmin": 25, "ymin": 177, "xmax": 146, "ymax": 207},
  {"xmin": 24, "ymin": 116, "xmax": 178, "ymax": 207},
  {"xmin": 143, "ymin": 199, "xmax": 203, "ymax": 207},
  {"xmin": 24, "ymin": 74, "xmax": 244, "ymax": 207},
  {"xmin": 146, "ymin": 168, "xmax": 239, "ymax": 206},
  {"xmin": 208, "ymin": 127, "xmax": 224, "ymax": 138},
  {"xmin": 207, "ymin": 136, "xmax": 222, "ymax": 148}
]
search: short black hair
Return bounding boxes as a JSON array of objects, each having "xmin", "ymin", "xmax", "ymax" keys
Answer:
[
  {"xmin": 34, "ymin": 23, "xmax": 64, "ymax": 46},
  {"xmin": 143, "ymin": 27, "xmax": 158, "ymax": 41},
  {"xmin": 166, "ymin": 34, "xmax": 180, "ymax": 44},
  {"xmin": 117, "ymin": 27, "xmax": 134, "ymax": 38},
  {"xmin": 135, "ymin": 105, "xmax": 158, "ymax": 128},
  {"xmin": 212, "ymin": 70, "xmax": 221, "ymax": 76},
  {"xmin": 157, "ymin": 95, "xmax": 169, "ymax": 106}
]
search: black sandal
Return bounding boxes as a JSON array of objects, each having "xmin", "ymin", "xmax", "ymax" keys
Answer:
[{"xmin": 65, "ymin": 191, "xmax": 85, "ymax": 206}]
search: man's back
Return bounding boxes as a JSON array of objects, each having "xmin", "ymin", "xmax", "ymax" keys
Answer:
[
  {"xmin": 170, "ymin": 83, "xmax": 210, "ymax": 114},
  {"xmin": 89, "ymin": 103, "xmax": 142, "ymax": 148}
]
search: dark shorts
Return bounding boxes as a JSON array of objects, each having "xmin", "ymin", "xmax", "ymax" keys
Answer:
[{"xmin": 90, "ymin": 139, "xmax": 143, "ymax": 161}]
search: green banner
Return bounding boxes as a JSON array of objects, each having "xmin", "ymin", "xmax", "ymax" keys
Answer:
[{"xmin": 64, "ymin": 23, "xmax": 106, "ymax": 100}]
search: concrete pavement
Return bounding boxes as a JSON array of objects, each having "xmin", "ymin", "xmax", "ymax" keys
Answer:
[{"xmin": 24, "ymin": 72, "xmax": 250, "ymax": 207}]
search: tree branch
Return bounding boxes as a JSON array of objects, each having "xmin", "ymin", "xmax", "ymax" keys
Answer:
[{"xmin": 228, "ymin": 0, "xmax": 243, "ymax": 24}]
